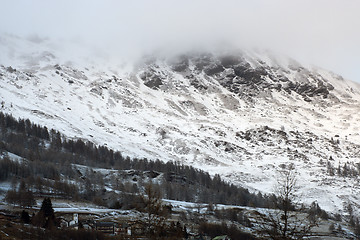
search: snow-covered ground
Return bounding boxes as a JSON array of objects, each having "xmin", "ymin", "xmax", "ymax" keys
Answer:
[{"xmin": 1, "ymin": 34, "xmax": 360, "ymax": 215}]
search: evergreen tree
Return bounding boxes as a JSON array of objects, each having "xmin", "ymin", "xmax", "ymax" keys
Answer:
[
  {"xmin": 40, "ymin": 197, "xmax": 54, "ymax": 218},
  {"xmin": 33, "ymin": 197, "xmax": 56, "ymax": 229},
  {"xmin": 21, "ymin": 210, "xmax": 31, "ymax": 224}
]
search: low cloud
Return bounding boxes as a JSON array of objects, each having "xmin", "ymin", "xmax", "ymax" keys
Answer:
[{"xmin": 0, "ymin": 0, "xmax": 359, "ymax": 80}]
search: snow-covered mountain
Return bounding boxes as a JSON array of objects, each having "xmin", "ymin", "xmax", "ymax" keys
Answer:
[{"xmin": 1, "ymin": 34, "xmax": 360, "ymax": 215}]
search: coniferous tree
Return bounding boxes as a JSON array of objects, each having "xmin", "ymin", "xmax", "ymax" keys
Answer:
[
  {"xmin": 33, "ymin": 197, "xmax": 56, "ymax": 229},
  {"xmin": 21, "ymin": 210, "xmax": 31, "ymax": 224},
  {"xmin": 40, "ymin": 197, "xmax": 54, "ymax": 218}
]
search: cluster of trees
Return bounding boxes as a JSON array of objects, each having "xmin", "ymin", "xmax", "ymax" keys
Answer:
[
  {"xmin": 0, "ymin": 156, "xmax": 79, "ymax": 199},
  {"xmin": 326, "ymin": 159, "xmax": 360, "ymax": 178},
  {"xmin": 307, "ymin": 201, "xmax": 329, "ymax": 221},
  {"xmin": 0, "ymin": 112, "xmax": 50, "ymax": 140},
  {"xmin": 0, "ymin": 156, "xmax": 60, "ymax": 181},
  {"xmin": 198, "ymin": 222, "xmax": 255, "ymax": 240},
  {"xmin": 213, "ymin": 208, "xmax": 252, "ymax": 227},
  {"xmin": 4, "ymin": 179, "xmax": 35, "ymax": 207},
  {"xmin": 19, "ymin": 197, "xmax": 56, "ymax": 228}
]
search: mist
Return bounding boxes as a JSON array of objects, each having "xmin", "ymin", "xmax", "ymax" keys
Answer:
[{"xmin": 0, "ymin": 0, "xmax": 359, "ymax": 81}]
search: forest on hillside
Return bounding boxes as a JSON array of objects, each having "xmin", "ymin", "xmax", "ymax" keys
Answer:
[{"xmin": 0, "ymin": 111, "xmax": 274, "ymax": 208}]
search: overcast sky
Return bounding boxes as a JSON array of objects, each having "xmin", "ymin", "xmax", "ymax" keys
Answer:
[{"xmin": 0, "ymin": 0, "xmax": 359, "ymax": 81}]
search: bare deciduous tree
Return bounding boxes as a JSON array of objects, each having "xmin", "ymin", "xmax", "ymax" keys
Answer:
[
  {"xmin": 139, "ymin": 183, "xmax": 170, "ymax": 238},
  {"xmin": 257, "ymin": 167, "xmax": 317, "ymax": 239}
]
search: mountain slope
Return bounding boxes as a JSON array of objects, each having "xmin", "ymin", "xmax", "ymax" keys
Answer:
[{"xmin": 1, "ymin": 34, "xmax": 360, "ymax": 214}]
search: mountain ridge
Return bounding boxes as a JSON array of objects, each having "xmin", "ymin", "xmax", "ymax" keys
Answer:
[{"xmin": 1, "ymin": 35, "xmax": 360, "ymax": 214}]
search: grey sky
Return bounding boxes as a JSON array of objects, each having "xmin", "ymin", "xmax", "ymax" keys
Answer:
[{"xmin": 0, "ymin": 0, "xmax": 359, "ymax": 81}]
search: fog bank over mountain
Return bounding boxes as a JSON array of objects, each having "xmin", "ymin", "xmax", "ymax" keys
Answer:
[{"xmin": 0, "ymin": 0, "xmax": 359, "ymax": 81}]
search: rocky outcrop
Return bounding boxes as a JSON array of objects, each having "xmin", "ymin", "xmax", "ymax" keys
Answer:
[{"xmin": 138, "ymin": 52, "xmax": 335, "ymax": 102}]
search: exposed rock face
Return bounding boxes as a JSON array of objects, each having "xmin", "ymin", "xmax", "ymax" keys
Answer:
[
  {"xmin": 138, "ymin": 52, "xmax": 336, "ymax": 102},
  {"xmin": 139, "ymin": 69, "xmax": 164, "ymax": 89}
]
